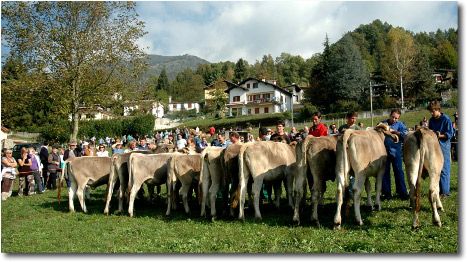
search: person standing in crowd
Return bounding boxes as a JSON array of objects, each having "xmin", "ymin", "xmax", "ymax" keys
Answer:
[
  {"xmin": 186, "ymin": 137, "xmax": 203, "ymax": 154},
  {"xmin": 210, "ymin": 134, "xmax": 220, "ymax": 146},
  {"xmin": 453, "ymin": 112, "xmax": 458, "ymax": 124},
  {"xmin": 17, "ymin": 147, "xmax": 34, "ymax": 196},
  {"xmin": 209, "ymin": 126, "xmax": 215, "ymax": 137},
  {"xmin": 422, "ymin": 117, "xmax": 428, "ymax": 127},
  {"xmin": 248, "ymin": 134, "xmax": 255, "ymax": 143},
  {"xmin": 112, "ymin": 140, "xmax": 124, "ymax": 155},
  {"xmin": 258, "ymin": 127, "xmax": 270, "ymax": 141},
  {"xmin": 1, "ymin": 149, "xmax": 17, "ymax": 200},
  {"xmin": 176, "ymin": 134, "xmax": 187, "ymax": 150},
  {"xmin": 138, "ymin": 139, "xmax": 149, "ymax": 150},
  {"xmin": 63, "ymin": 140, "xmax": 80, "ymax": 188},
  {"xmin": 124, "ymin": 140, "xmax": 138, "ymax": 153},
  {"xmin": 380, "ymin": 109, "xmax": 409, "ymax": 200},
  {"xmin": 39, "ymin": 142, "xmax": 49, "ymax": 191},
  {"xmin": 310, "ymin": 112, "xmax": 328, "ymax": 137},
  {"xmin": 28, "ymin": 147, "xmax": 43, "ymax": 195},
  {"xmin": 229, "ymin": 131, "xmax": 240, "ymax": 144},
  {"xmin": 328, "ymin": 124, "xmax": 338, "ymax": 135},
  {"xmin": 338, "ymin": 111, "xmax": 361, "ymax": 134},
  {"xmin": 358, "ymin": 122, "xmax": 364, "ymax": 129},
  {"xmin": 289, "ymin": 127, "xmax": 298, "ymax": 142},
  {"xmin": 85, "ymin": 144, "xmax": 97, "ymax": 156},
  {"xmin": 47, "ymin": 146, "xmax": 60, "ymax": 191},
  {"xmin": 91, "ymin": 136, "xmax": 96, "ymax": 147},
  {"xmin": 216, "ymin": 133, "xmax": 232, "ymax": 147},
  {"xmin": 270, "ymin": 120, "xmax": 291, "ymax": 144},
  {"xmin": 303, "ymin": 126, "xmax": 309, "ymax": 138},
  {"xmin": 199, "ymin": 136, "xmax": 209, "ymax": 149},
  {"xmin": 97, "ymin": 145, "xmax": 109, "ymax": 157},
  {"xmin": 427, "ymin": 101, "xmax": 454, "ymax": 198}
]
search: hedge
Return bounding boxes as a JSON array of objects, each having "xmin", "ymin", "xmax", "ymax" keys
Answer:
[{"xmin": 40, "ymin": 114, "xmax": 155, "ymax": 143}]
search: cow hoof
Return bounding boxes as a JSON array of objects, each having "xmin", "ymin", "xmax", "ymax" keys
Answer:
[
  {"xmin": 255, "ymin": 217, "xmax": 262, "ymax": 222},
  {"xmin": 314, "ymin": 221, "xmax": 321, "ymax": 227},
  {"xmin": 433, "ymin": 221, "xmax": 442, "ymax": 227},
  {"xmin": 104, "ymin": 211, "xmax": 109, "ymax": 216},
  {"xmin": 355, "ymin": 221, "xmax": 364, "ymax": 226},
  {"xmin": 375, "ymin": 204, "xmax": 381, "ymax": 211},
  {"xmin": 333, "ymin": 224, "xmax": 342, "ymax": 231},
  {"xmin": 411, "ymin": 225, "xmax": 420, "ymax": 231}
]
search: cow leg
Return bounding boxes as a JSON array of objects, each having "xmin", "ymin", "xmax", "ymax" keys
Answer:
[
  {"xmin": 180, "ymin": 182, "xmax": 191, "ymax": 215},
  {"xmin": 85, "ymin": 185, "xmax": 91, "ymax": 201},
  {"xmin": 200, "ymin": 165, "xmax": 211, "ymax": 218},
  {"xmin": 353, "ymin": 172, "xmax": 365, "ymax": 226},
  {"xmin": 147, "ymin": 184, "xmax": 155, "ymax": 204},
  {"xmin": 286, "ymin": 173, "xmax": 294, "ymax": 209},
  {"xmin": 209, "ymin": 174, "xmax": 221, "ymax": 218},
  {"xmin": 68, "ymin": 181, "xmax": 78, "ymax": 212},
  {"xmin": 374, "ymin": 168, "xmax": 385, "ymax": 211},
  {"xmin": 76, "ymin": 185, "xmax": 87, "ymax": 213},
  {"xmin": 293, "ymin": 169, "xmax": 306, "ymax": 225},
  {"xmin": 104, "ymin": 174, "xmax": 118, "ymax": 216},
  {"xmin": 165, "ymin": 180, "xmax": 172, "ymax": 216},
  {"xmin": 252, "ymin": 178, "xmax": 264, "ymax": 221},
  {"xmin": 365, "ymin": 177, "xmax": 373, "ymax": 210},
  {"xmin": 238, "ymin": 177, "xmax": 249, "ymax": 221},
  {"xmin": 429, "ymin": 181, "xmax": 442, "ymax": 227},
  {"xmin": 273, "ymin": 180, "xmax": 282, "ymax": 210},
  {"xmin": 128, "ymin": 181, "xmax": 142, "ymax": 218},
  {"xmin": 311, "ymin": 176, "xmax": 321, "ymax": 226},
  {"xmin": 333, "ymin": 174, "xmax": 345, "ymax": 230},
  {"xmin": 156, "ymin": 185, "xmax": 162, "ymax": 200},
  {"xmin": 406, "ymin": 164, "xmax": 419, "ymax": 229}
]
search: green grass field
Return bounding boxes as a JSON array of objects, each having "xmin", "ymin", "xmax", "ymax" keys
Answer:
[{"xmin": 1, "ymin": 159, "xmax": 458, "ymax": 253}]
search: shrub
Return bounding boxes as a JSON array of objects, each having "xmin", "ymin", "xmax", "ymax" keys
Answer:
[
  {"xmin": 329, "ymin": 100, "xmax": 361, "ymax": 113},
  {"xmin": 297, "ymin": 104, "xmax": 318, "ymax": 122}
]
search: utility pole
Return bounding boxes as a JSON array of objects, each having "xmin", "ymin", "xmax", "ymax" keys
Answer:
[
  {"xmin": 400, "ymin": 71, "xmax": 404, "ymax": 109},
  {"xmin": 370, "ymin": 80, "xmax": 374, "ymax": 127}
]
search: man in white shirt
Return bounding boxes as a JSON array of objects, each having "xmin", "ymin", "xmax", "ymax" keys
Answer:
[{"xmin": 176, "ymin": 134, "xmax": 187, "ymax": 150}]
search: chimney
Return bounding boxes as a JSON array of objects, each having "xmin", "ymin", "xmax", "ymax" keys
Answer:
[
  {"xmin": 169, "ymin": 96, "xmax": 172, "ymax": 103},
  {"xmin": 262, "ymin": 79, "xmax": 266, "ymax": 82},
  {"xmin": 273, "ymin": 80, "xmax": 277, "ymax": 85}
]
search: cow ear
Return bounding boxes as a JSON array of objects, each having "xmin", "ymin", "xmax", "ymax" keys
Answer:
[
  {"xmin": 386, "ymin": 132, "xmax": 399, "ymax": 143},
  {"xmin": 289, "ymin": 141, "xmax": 298, "ymax": 148}
]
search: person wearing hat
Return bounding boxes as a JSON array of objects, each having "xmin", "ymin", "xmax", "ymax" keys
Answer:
[
  {"xmin": 84, "ymin": 143, "xmax": 97, "ymax": 156},
  {"xmin": 112, "ymin": 140, "xmax": 124, "ymax": 155},
  {"xmin": 63, "ymin": 139, "xmax": 81, "ymax": 161},
  {"xmin": 81, "ymin": 141, "xmax": 89, "ymax": 156}
]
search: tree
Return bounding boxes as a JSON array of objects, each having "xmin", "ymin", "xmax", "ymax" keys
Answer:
[
  {"xmin": 327, "ymin": 33, "xmax": 369, "ymax": 104},
  {"xmin": 1, "ymin": 1, "xmax": 147, "ymax": 141},
  {"xmin": 381, "ymin": 28, "xmax": 417, "ymax": 108},
  {"xmin": 234, "ymin": 58, "xmax": 248, "ymax": 83},
  {"xmin": 157, "ymin": 68, "xmax": 171, "ymax": 93}
]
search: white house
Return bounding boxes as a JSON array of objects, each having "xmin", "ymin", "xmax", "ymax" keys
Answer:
[
  {"xmin": 124, "ymin": 101, "xmax": 165, "ymax": 118},
  {"xmin": 283, "ymin": 84, "xmax": 304, "ymax": 104},
  {"xmin": 69, "ymin": 105, "xmax": 114, "ymax": 121},
  {"xmin": 225, "ymin": 78, "xmax": 293, "ymax": 117},
  {"xmin": 167, "ymin": 96, "xmax": 200, "ymax": 114}
]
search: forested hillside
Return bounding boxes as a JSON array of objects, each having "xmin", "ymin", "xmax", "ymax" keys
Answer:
[{"xmin": 1, "ymin": 19, "xmax": 457, "ymax": 132}]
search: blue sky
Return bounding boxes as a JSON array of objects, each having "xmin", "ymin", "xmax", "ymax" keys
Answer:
[
  {"xmin": 134, "ymin": 0, "xmax": 458, "ymax": 63},
  {"xmin": 1, "ymin": 1, "xmax": 459, "ymax": 63}
]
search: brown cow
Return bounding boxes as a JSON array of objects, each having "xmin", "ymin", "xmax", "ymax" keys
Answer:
[
  {"xmin": 403, "ymin": 128, "xmax": 444, "ymax": 229},
  {"xmin": 220, "ymin": 143, "xmax": 247, "ymax": 217},
  {"xmin": 199, "ymin": 146, "xmax": 225, "ymax": 218},
  {"xmin": 103, "ymin": 145, "xmax": 169, "ymax": 216},
  {"xmin": 60, "ymin": 156, "xmax": 111, "ymax": 213},
  {"xmin": 234, "ymin": 141, "xmax": 296, "ymax": 221},
  {"xmin": 166, "ymin": 153, "xmax": 201, "ymax": 216},
  {"xmin": 334, "ymin": 123, "xmax": 399, "ymax": 229},
  {"xmin": 293, "ymin": 135, "xmax": 338, "ymax": 226},
  {"xmin": 127, "ymin": 152, "xmax": 174, "ymax": 217}
]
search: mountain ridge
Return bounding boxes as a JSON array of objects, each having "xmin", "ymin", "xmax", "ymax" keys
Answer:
[{"xmin": 143, "ymin": 54, "xmax": 210, "ymax": 80}]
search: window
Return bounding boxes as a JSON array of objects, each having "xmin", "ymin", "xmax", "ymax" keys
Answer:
[
  {"xmin": 247, "ymin": 83, "xmax": 250, "ymax": 89},
  {"xmin": 264, "ymin": 107, "xmax": 269, "ymax": 113},
  {"xmin": 248, "ymin": 95, "xmax": 253, "ymax": 101},
  {"xmin": 255, "ymin": 94, "xmax": 260, "ymax": 100},
  {"xmin": 255, "ymin": 108, "xmax": 259, "ymax": 114},
  {"xmin": 188, "ymin": 103, "xmax": 192, "ymax": 108},
  {"xmin": 173, "ymin": 104, "xmax": 177, "ymax": 109},
  {"xmin": 248, "ymin": 109, "xmax": 252, "ymax": 115},
  {"xmin": 264, "ymin": 93, "xmax": 270, "ymax": 99},
  {"xmin": 233, "ymin": 96, "xmax": 240, "ymax": 102},
  {"xmin": 253, "ymin": 83, "xmax": 258, "ymax": 88}
]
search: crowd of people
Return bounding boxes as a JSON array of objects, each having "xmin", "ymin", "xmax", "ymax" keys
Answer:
[{"xmin": 1, "ymin": 101, "xmax": 457, "ymax": 202}]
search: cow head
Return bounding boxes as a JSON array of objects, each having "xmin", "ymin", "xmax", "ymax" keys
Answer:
[
  {"xmin": 374, "ymin": 122, "xmax": 399, "ymax": 143},
  {"xmin": 272, "ymin": 135, "xmax": 287, "ymax": 143}
]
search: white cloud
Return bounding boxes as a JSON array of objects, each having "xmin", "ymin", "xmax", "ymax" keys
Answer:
[{"xmin": 136, "ymin": 1, "xmax": 458, "ymax": 63}]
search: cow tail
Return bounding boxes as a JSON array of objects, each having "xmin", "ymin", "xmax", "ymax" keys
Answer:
[
  {"xmin": 414, "ymin": 129, "xmax": 425, "ymax": 212},
  {"xmin": 198, "ymin": 150, "xmax": 208, "ymax": 204},
  {"xmin": 297, "ymin": 137, "xmax": 309, "ymax": 192},
  {"xmin": 232, "ymin": 146, "xmax": 247, "ymax": 209},
  {"xmin": 341, "ymin": 130, "xmax": 353, "ymax": 214},
  {"xmin": 105, "ymin": 157, "xmax": 116, "ymax": 203},
  {"xmin": 127, "ymin": 155, "xmax": 135, "ymax": 203},
  {"xmin": 167, "ymin": 156, "xmax": 176, "ymax": 207},
  {"xmin": 58, "ymin": 162, "xmax": 66, "ymax": 205}
]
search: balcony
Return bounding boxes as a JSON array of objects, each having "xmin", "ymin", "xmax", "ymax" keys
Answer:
[{"xmin": 246, "ymin": 98, "xmax": 278, "ymax": 105}]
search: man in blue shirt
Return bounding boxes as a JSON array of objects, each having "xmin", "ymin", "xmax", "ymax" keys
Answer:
[
  {"xmin": 427, "ymin": 101, "xmax": 454, "ymax": 198},
  {"xmin": 381, "ymin": 109, "xmax": 409, "ymax": 200},
  {"xmin": 216, "ymin": 133, "xmax": 232, "ymax": 148}
]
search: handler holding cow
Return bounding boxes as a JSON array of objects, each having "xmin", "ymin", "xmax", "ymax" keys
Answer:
[
  {"xmin": 427, "ymin": 101, "xmax": 454, "ymax": 198},
  {"xmin": 380, "ymin": 109, "xmax": 409, "ymax": 201}
]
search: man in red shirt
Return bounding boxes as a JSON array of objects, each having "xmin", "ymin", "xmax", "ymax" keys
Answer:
[
  {"xmin": 209, "ymin": 126, "xmax": 215, "ymax": 136},
  {"xmin": 309, "ymin": 112, "xmax": 328, "ymax": 137}
]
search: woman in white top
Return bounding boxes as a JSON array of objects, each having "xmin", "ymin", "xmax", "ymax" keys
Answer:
[{"xmin": 96, "ymin": 145, "xmax": 109, "ymax": 157}]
